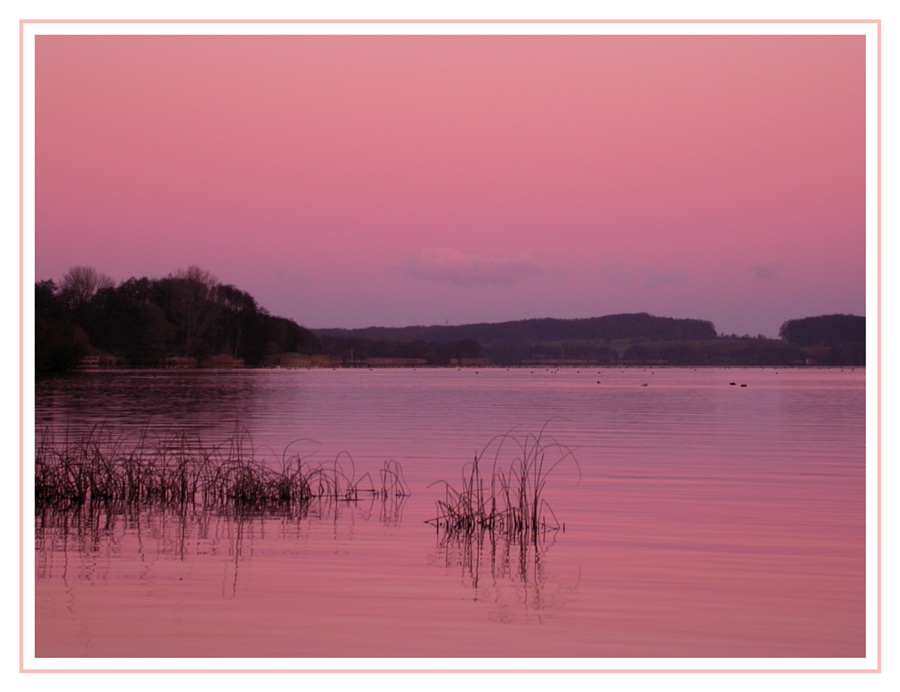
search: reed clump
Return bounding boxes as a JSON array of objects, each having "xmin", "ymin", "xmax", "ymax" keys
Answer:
[
  {"xmin": 34, "ymin": 424, "xmax": 408, "ymax": 517},
  {"xmin": 426, "ymin": 423, "xmax": 579, "ymax": 545}
]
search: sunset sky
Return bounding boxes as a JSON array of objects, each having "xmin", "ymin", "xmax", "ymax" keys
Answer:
[{"xmin": 33, "ymin": 30, "xmax": 868, "ymax": 337}]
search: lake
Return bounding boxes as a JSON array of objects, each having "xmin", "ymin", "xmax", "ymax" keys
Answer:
[{"xmin": 31, "ymin": 366, "xmax": 867, "ymax": 664}]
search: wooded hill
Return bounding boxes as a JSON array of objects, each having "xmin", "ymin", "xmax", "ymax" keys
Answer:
[
  {"xmin": 316, "ymin": 313, "xmax": 717, "ymax": 345},
  {"xmin": 36, "ymin": 266, "xmax": 318, "ymax": 373},
  {"xmin": 317, "ymin": 313, "xmax": 865, "ymax": 367}
]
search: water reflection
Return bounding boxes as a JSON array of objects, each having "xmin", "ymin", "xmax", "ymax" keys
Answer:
[
  {"xmin": 429, "ymin": 527, "xmax": 584, "ymax": 628},
  {"xmin": 434, "ymin": 529, "xmax": 551, "ymax": 597},
  {"xmin": 35, "ymin": 370, "xmax": 264, "ymax": 433},
  {"xmin": 36, "ymin": 491, "xmax": 409, "ymax": 599}
]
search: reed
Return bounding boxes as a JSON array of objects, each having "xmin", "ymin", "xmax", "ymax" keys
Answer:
[
  {"xmin": 34, "ymin": 423, "xmax": 408, "ymax": 518},
  {"xmin": 426, "ymin": 422, "xmax": 579, "ymax": 545}
]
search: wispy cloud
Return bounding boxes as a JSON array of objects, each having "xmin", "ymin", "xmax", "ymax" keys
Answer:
[
  {"xmin": 403, "ymin": 247, "xmax": 542, "ymax": 287},
  {"xmin": 751, "ymin": 261, "xmax": 782, "ymax": 281},
  {"xmin": 595, "ymin": 262, "xmax": 687, "ymax": 290},
  {"xmin": 640, "ymin": 266, "xmax": 687, "ymax": 289}
]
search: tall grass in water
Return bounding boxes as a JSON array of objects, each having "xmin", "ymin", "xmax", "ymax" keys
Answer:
[
  {"xmin": 426, "ymin": 423, "xmax": 579, "ymax": 546},
  {"xmin": 34, "ymin": 423, "xmax": 408, "ymax": 519}
]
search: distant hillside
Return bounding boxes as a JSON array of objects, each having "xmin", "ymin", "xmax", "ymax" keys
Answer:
[
  {"xmin": 778, "ymin": 314, "xmax": 866, "ymax": 366},
  {"xmin": 315, "ymin": 313, "xmax": 718, "ymax": 346},
  {"xmin": 316, "ymin": 312, "xmax": 865, "ymax": 367},
  {"xmin": 779, "ymin": 314, "xmax": 866, "ymax": 347}
]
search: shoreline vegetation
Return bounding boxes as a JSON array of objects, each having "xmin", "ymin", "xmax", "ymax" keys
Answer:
[
  {"xmin": 426, "ymin": 424, "xmax": 579, "ymax": 545},
  {"xmin": 35, "ymin": 423, "xmax": 410, "ymax": 518},
  {"xmin": 36, "ymin": 265, "xmax": 866, "ymax": 375},
  {"xmin": 35, "ymin": 418, "xmax": 573, "ymax": 554},
  {"xmin": 34, "ymin": 419, "xmax": 570, "ymax": 548},
  {"xmin": 34, "ymin": 422, "xmax": 567, "ymax": 590}
]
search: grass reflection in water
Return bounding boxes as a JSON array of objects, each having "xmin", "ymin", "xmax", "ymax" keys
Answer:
[{"xmin": 35, "ymin": 421, "xmax": 575, "ymax": 608}]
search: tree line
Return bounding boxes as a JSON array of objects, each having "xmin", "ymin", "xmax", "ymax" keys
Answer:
[
  {"xmin": 317, "ymin": 313, "xmax": 865, "ymax": 367},
  {"xmin": 35, "ymin": 266, "xmax": 485, "ymax": 374},
  {"xmin": 779, "ymin": 314, "xmax": 865, "ymax": 347},
  {"xmin": 777, "ymin": 314, "xmax": 866, "ymax": 366},
  {"xmin": 34, "ymin": 267, "xmax": 865, "ymax": 374},
  {"xmin": 35, "ymin": 266, "xmax": 318, "ymax": 373}
]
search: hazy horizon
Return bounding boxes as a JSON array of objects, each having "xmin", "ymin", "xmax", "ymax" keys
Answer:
[{"xmin": 35, "ymin": 31, "xmax": 867, "ymax": 339}]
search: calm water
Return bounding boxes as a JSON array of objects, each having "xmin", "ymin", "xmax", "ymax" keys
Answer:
[{"xmin": 32, "ymin": 367, "xmax": 866, "ymax": 660}]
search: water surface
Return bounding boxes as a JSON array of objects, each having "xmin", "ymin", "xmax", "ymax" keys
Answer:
[{"xmin": 33, "ymin": 367, "xmax": 866, "ymax": 660}]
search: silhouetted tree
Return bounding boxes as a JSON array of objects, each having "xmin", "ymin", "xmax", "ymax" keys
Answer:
[
  {"xmin": 35, "ymin": 280, "xmax": 89, "ymax": 374},
  {"xmin": 59, "ymin": 266, "xmax": 113, "ymax": 311},
  {"xmin": 35, "ymin": 267, "xmax": 321, "ymax": 371},
  {"xmin": 89, "ymin": 278, "xmax": 174, "ymax": 363}
]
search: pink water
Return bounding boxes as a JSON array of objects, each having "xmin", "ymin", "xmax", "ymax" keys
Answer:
[{"xmin": 33, "ymin": 367, "xmax": 866, "ymax": 659}]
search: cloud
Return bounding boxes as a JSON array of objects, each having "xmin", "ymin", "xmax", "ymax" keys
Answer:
[
  {"xmin": 403, "ymin": 247, "xmax": 542, "ymax": 287},
  {"xmin": 640, "ymin": 266, "xmax": 687, "ymax": 289},
  {"xmin": 751, "ymin": 261, "xmax": 782, "ymax": 281},
  {"xmin": 595, "ymin": 262, "xmax": 687, "ymax": 290}
]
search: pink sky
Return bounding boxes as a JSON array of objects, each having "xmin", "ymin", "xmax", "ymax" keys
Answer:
[{"xmin": 34, "ymin": 33, "xmax": 866, "ymax": 336}]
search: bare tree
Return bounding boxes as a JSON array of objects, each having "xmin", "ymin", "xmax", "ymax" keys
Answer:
[
  {"xmin": 175, "ymin": 265, "xmax": 217, "ymax": 290},
  {"xmin": 59, "ymin": 266, "xmax": 114, "ymax": 309},
  {"xmin": 168, "ymin": 266, "xmax": 220, "ymax": 356}
]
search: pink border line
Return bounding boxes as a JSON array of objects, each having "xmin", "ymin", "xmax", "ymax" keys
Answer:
[
  {"xmin": 19, "ymin": 18, "xmax": 882, "ymax": 676},
  {"xmin": 876, "ymin": 17, "xmax": 883, "ymax": 677},
  {"xmin": 16, "ymin": 18, "xmax": 882, "ymax": 23},
  {"xmin": 19, "ymin": 17, "xmax": 26, "ymax": 678}
]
